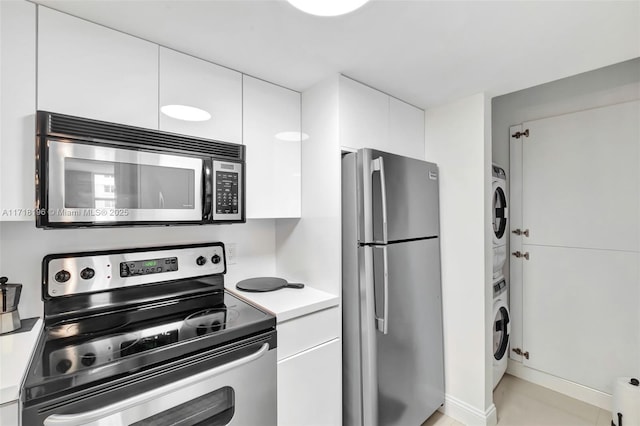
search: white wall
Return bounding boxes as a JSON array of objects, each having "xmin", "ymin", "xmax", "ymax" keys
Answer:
[
  {"xmin": 425, "ymin": 93, "xmax": 496, "ymax": 426},
  {"xmin": 275, "ymin": 76, "xmax": 342, "ymax": 296},
  {"xmin": 0, "ymin": 220, "xmax": 276, "ymax": 319}
]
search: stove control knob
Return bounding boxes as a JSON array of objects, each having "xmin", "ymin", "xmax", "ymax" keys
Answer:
[
  {"xmin": 196, "ymin": 256, "xmax": 207, "ymax": 266},
  {"xmin": 81, "ymin": 352, "xmax": 97, "ymax": 367},
  {"xmin": 54, "ymin": 270, "xmax": 71, "ymax": 283},
  {"xmin": 80, "ymin": 268, "xmax": 95, "ymax": 280},
  {"xmin": 56, "ymin": 359, "xmax": 72, "ymax": 374},
  {"xmin": 211, "ymin": 254, "xmax": 221, "ymax": 264}
]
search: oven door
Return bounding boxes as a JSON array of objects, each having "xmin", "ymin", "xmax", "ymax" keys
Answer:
[
  {"xmin": 39, "ymin": 342, "xmax": 276, "ymax": 426},
  {"xmin": 41, "ymin": 139, "xmax": 204, "ymax": 226}
]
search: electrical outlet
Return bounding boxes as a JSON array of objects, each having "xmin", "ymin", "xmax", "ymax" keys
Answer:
[{"xmin": 226, "ymin": 243, "xmax": 237, "ymax": 265}]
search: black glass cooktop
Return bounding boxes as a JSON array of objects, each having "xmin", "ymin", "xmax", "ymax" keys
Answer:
[{"xmin": 23, "ymin": 290, "xmax": 275, "ymax": 403}]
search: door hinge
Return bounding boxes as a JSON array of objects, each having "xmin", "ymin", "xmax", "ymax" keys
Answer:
[
  {"xmin": 512, "ymin": 129, "xmax": 529, "ymax": 139},
  {"xmin": 512, "ymin": 348, "xmax": 530, "ymax": 359},
  {"xmin": 512, "ymin": 228, "xmax": 529, "ymax": 237},
  {"xmin": 512, "ymin": 251, "xmax": 530, "ymax": 260}
]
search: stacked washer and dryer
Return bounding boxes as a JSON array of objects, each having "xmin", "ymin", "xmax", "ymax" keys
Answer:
[{"xmin": 492, "ymin": 164, "xmax": 510, "ymax": 389}]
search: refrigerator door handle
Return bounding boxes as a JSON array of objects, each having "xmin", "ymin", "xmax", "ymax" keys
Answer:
[
  {"xmin": 372, "ymin": 157, "xmax": 388, "ymax": 243},
  {"xmin": 375, "ymin": 245, "xmax": 390, "ymax": 335}
]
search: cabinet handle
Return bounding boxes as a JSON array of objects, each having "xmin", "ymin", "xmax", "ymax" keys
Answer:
[{"xmin": 512, "ymin": 228, "xmax": 530, "ymax": 237}]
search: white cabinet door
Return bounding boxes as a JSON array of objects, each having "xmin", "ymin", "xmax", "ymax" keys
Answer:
[
  {"xmin": 0, "ymin": 400, "xmax": 19, "ymax": 426},
  {"xmin": 522, "ymin": 245, "xmax": 639, "ymax": 394},
  {"xmin": 511, "ymin": 101, "xmax": 640, "ymax": 393},
  {"xmin": 37, "ymin": 7, "xmax": 158, "ymax": 129},
  {"xmin": 339, "ymin": 76, "xmax": 425, "ymax": 158},
  {"xmin": 278, "ymin": 339, "xmax": 342, "ymax": 426},
  {"xmin": 0, "ymin": 0, "xmax": 36, "ymax": 220},
  {"xmin": 159, "ymin": 48, "xmax": 242, "ymax": 143},
  {"xmin": 243, "ymin": 75, "xmax": 301, "ymax": 218},
  {"xmin": 389, "ymin": 97, "xmax": 425, "ymax": 160},
  {"xmin": 339, "ymin": 75, "xmax": 389, "ymax": 152},
  {"xmin": 522, "ymin": 101, "xmax": 640, "ymax": 252}
]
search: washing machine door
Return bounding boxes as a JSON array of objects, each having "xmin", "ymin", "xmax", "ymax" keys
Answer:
[
  {"xmin": 493, "ymin": 301, "xmax": 510, "ymax": 362},
  {"xmin": 492, "ymin": 182, "xmax": 508, "ymax": 245}
]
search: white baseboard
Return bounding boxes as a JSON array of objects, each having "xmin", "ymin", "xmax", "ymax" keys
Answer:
[
  {"xmin": 506, "ymin": 360, "xmax": 611, "ymax": 410},
  {"xmin": 439, "ymin": 394, "xmax": 497, "ymax": 426}
]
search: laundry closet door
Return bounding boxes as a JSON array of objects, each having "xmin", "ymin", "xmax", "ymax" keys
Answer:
[{"xmin": 514, "ymin": 100, "xmax": 640, "ymax": 394}]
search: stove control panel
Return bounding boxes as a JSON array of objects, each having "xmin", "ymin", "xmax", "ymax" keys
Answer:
[
  {"xmin": 44, "ymin": 243, "xmax": 226, "ymax": 298},
  {"xmin": 120, "ymin": 257, "xmax": 178, "ymax": 277}
]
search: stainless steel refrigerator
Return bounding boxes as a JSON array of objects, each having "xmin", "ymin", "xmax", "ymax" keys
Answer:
[{"xmin": 342, "ymin": 148, "xmax": 445, "ymax": 426}]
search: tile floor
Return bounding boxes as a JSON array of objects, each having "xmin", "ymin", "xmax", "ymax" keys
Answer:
[{"xmin": 422, "ymin": 374, "xmax": 611, "ymax": 426}]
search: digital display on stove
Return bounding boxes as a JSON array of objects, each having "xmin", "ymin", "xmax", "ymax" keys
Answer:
[{"xmin": 120, "ymin": 257, "xmax": 178, "ymax": 277}]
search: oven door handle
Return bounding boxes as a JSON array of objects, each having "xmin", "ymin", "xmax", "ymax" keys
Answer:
[{"xmin": 43, "ymin": 343, "xmax": 270, "ymax": 426}]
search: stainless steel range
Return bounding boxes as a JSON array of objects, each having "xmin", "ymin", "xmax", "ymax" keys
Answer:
[{"xmin": 21, "ymin": 242, "xmax": 276, "ymax": 426}]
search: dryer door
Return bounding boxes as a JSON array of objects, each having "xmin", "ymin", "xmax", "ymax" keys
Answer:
[
  {"xmin": 493, "ymin": 302, "xmax": 511, "ymax": 362},
  {"xmin": 492, "ymin": 182, "xmax": 508, "ymax": 245}
]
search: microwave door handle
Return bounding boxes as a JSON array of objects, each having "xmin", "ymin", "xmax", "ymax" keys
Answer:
[
  {"xmin": 43, "ymin": 343, "xmax": 270, "ymax": 426},
  {"xmin": 203, "ymin": 161, "xmax": 212, "ymax": 218}
]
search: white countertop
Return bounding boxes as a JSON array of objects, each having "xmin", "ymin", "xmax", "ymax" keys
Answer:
[
  {"xmin": 226, "ymin": 284, "xmax": 340, "ymax": 323},
  {"xmin": 0, "ymin": 318, "xmax": 42, "ymax": 405}
]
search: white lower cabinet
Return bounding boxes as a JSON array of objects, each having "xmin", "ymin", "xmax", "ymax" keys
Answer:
[
  {"xmin": 276, "ymin": 306, "xmax": 341, "ymax": 425},
  {"xmin": 278, "ymin": 339, "xmax": 341, "ymax": 426},
  {"xmin": 0, "ymin": 400, "xmax": 19, "ymax": 426}
]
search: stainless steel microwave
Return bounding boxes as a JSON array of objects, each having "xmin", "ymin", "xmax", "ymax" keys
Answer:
[{"xmin": 35, "ymin": 111, "xmax": 245, "ymax": 228}]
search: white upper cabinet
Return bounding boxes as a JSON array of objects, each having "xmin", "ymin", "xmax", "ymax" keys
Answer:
[
  {"xmin": 339, "ymin": 75, "xmax": 425, "ymax": 159},
  {"xmin": 159, "ymin": 48, "xmax": 242, "ymax": 143},
  {"xmin": 0, "ymin": 0, "xmax": 36, "ymax": 220},
  {"xmin": 37, "ymin": 7, "xmax": 158, "ymax": 129},
  {"xmin": 339, "ymin": 76, "xmax": 389, "ymax": 151},
  {"xmin": 389, "ymin": 97, "xmax": 425, "ymax": 160},
  {"xmin": 243, "ymin": 75, "xmax": 301, "ymax": 218}
]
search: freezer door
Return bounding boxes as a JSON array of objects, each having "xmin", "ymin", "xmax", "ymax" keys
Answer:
[
  {"xmin": 358, "ymin": 149, "xmax": 440, "ymax": 244},
  {"xmin": 373, "ymin": 238, "xmax": 445, "ymax": 426}
]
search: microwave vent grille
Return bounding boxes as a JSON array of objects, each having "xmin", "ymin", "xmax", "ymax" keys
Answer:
[{"xmin": 45, "ymin": 112, "xmax": 243, "ymax": 160}]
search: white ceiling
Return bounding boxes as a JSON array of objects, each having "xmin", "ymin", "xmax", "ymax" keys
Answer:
[{"xmin": 32, "ymin": 0, "xmax": 640, "ymax": 109}]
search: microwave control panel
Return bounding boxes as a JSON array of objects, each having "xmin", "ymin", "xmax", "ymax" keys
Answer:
[{"xmin": 212, "ymin": 160, "xmax": 243, "ymax": 221}]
